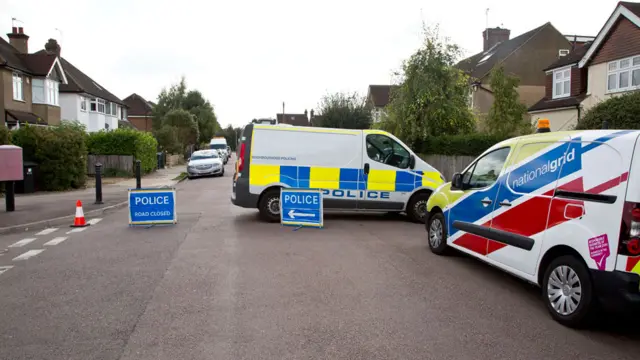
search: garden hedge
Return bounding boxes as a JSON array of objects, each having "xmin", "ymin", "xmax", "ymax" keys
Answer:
[
  {"xmin": 87, "ymin": 129, "xmax": 158, "ymax": 173},
  {"xmin": 412, "ymin": 133, "xmax": 509, "ymax": 157},
  {"xmin": 576, "ymin": 91, "xmax": 640, "ymax": 130},
  {"xmin": 10, "ymin": 122, "xmax": 87, "ymax": 191},
  {"xmin": 0, "ymin": 126, "xmax": 10, "ymax": 145}
]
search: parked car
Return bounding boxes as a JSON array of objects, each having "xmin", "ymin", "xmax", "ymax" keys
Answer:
[
  {"xmin": 187, "ymin": 150, "xmax": 224, "ymax": 179},
  {"xmin": 425, "ymin": 119, "xmax": 640, "ymax": 328}
]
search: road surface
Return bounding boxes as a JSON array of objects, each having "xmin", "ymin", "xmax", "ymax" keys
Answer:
[{"xmin": 0, "ymin": 160, "xmax": 639, "ymax": 360}]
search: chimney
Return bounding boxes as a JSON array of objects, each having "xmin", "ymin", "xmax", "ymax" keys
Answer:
[
  {"xmin": 7, "ymin": 26, "xmax": 29, "ymax": 54},
  {"xmin": 44, "ymin": 38, "xmax": 61, "ymax": 57},
  {"xmin": 482, "ymin": 27, "xmax": 510, "ymax": 52}
]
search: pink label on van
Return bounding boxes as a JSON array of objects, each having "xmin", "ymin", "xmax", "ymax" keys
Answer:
[{"xmin": 588, "ymin": 234, "xmax": 610, "ymax": 270}]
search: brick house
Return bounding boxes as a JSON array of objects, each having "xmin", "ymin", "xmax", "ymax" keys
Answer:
[
  {"xmin": 529, "ymin": 2, "xmax": 640, "ymax": 131},
  {"xmin": 456, "ymin": 23, "xmax": 576, "ymax": 123},
  {"xmin": 276, "ymin": 109, "xmax": 314, "ymax": 126},
  {"xmin": 123, "ymin": 93, "xmax": 153, "ymax": 132},
  {"xmin": 1, "ymin": 26, "xmax": 67, "ymax": 129}
]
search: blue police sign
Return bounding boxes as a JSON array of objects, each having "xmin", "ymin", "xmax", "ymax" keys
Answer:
[
  {"xmin": 128, "ymin": 188, "xmax": 177, "ymax": 226},
  {"xmin": 280, "ymin": 188, "xmax": 323, "ymax": 228}
]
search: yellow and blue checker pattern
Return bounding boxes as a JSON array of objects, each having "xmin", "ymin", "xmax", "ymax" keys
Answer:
[{"xmin": 250, "ymin": 164, "xmax": 442, "ymax": 192}]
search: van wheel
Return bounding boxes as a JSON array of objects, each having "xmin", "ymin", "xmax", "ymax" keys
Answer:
[
  {"xmin": 541, "ymin": 255, "xmax": 595, "ymax": 328},
  {"xmin": 259, "ymin": 189, "xmax": 281, "ymax": 222},
  {"xmin": 427, "ymin": 212, "xmax": 448, "ymax": 255},
  {"xmin": 407, "ymin": 192, "xmax": 431, "ymax": 223}
]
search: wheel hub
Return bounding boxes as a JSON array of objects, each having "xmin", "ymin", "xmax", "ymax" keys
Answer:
[{"xmin": 547, "ymin": 265, "xmax": 582, "ymax": 316}]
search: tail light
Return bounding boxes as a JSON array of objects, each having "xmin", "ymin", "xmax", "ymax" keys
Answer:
[
  {"xmin": 622, "ymin": 206, "xmax": 640, "ymax": 256},
  {"xmin": 237, "ymin": 142, "xmax": 246, "ymax": 173}
]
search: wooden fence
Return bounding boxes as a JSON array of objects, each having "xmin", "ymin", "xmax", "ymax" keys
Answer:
[
  {"xmin": 420, "ymin": 154, "xmax": 476, "ymax": 181},
  {"xmin": 87, "ymin": 155, "xmax": 134, "ymax": 175}
]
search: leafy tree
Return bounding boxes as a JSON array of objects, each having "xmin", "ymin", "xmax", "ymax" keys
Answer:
[
  {"xmin": 153, "ymin": 77, "xmax": 187, "ymax": 130},
  {"xmin": 155, "ymin": 126, "xmax": 182, "ymax": 154},
  {"xmin": 220, "ymin": 124, "xmax": 243, "ymax": 151},
  {"xmin": 314, "ymin": 92, "xmax": 372, "ymax": 129},
  {"xmin": 485, "ymin": 66, "xmax": 529, "ymax": 136},
  {"xmin": 163, "ymin": 109, "xmax": 199, "ymax": 146},
  {"xmin": 380, "ymin": 24, "xmax": 475, "ymax": 146},
  {"xmin": 575, "ymin": 91, "xmax": 640, "ymax": 130}
]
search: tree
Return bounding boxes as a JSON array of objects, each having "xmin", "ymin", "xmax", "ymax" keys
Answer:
[
  {"xmin": 163, "ymin": 109, "xmax": 199, "ymax": 146},
  {"xmin": 155, "ymin": 125, "xmax": 182, "ymax": 154},
  {"xmin": 485, "ymin": 66, "xmax": 529, "ymax": 136},
  {"xmin": 220, "ymin": 124, "xmax": 243, "ymax": 151},
  {"xmin": 380, "ymin": 24, "xmax": 475, "ymax": 147},
  {"xmin": 153, "ymin": 77, "xmax": 187, "ymax": 130},
  {"xmin": 575, "ymin": 91, "xmax": 640, "ymax": 130},
  {"xmin": 314, "ymin": 92, "xmax": 372, "ymax": 129}
]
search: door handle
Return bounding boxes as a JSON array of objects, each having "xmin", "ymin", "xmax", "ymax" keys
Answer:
[
  {"xmin": 481, "ymin": 198, "xmax": 492, "ymax": 206},
  {"xmin": 499, "ymin": 200, "xmax": 512, "ymax": 207},
  {"xmin": 364, "ymin": 163, "xmax": 370, "ymax": 175}
]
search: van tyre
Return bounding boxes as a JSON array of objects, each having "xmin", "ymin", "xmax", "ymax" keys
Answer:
[
  {"xmin": 541, "ymin": 255, "xmax": 595, "ymax": 328},
  {"xmin": 427, "ymin": 212, "xmax": 449, "ymax": 255},
  {"xmin": 259, "ymin": 189, "xmax": 281, "ymax": 222},
  {"xmin": 407, "ymin": 192, "xmax": 431, "ymax": 223}
]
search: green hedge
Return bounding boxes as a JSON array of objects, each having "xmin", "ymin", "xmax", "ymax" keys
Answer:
[
  {"xmin": 87, "ymin": 129, "xmax": 158, "ymax": 173},
  {"xmin": 576, "ymin": 91, "xmax": 640, "ymax": 130},
  {"xmin": 10, "ymin": 122, "xmax": 87, "ymax": 191},
  {"xmin": 0, "ymin": 126, "xmax": 10, "ymax": 145},
  {"xmin": 412, "ymin": 133, "xmax": 509, "ymax": 156}
]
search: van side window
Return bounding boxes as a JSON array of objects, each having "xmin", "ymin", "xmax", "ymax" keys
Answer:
[
  {"xmin": 366, "ymin": 134, "xmax": 410, "ymax": 169},
  {"xmin": 464, "ymin": 147, "xmax": 510, "ymax": 189}
]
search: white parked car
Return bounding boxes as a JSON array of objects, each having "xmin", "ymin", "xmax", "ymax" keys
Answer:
[{"xmin": 187, "ymin": 150, "xmax": 224, "ymax": 179}]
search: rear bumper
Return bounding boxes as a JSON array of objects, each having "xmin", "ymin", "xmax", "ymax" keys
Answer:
[
  {"xmin": 591, "ymin": 269, "xmax": 640, "ymax": 311},
  {"xmin": 231, "ymin": 177, "xmax": 259, "ymax": 208}
]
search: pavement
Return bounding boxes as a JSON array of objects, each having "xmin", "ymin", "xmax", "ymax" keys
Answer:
[
  {"xmin": 0, "ymin": 166, "xmax": 186, "ymax": 235},
  {"xmin": 0, "ymin": 158, "xmax": 639, "ymax": 360}
]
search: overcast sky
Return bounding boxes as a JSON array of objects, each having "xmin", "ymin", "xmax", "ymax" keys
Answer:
[{"xmin": 2, "ymin": 0, "xmax": 623, "ymax": 127}]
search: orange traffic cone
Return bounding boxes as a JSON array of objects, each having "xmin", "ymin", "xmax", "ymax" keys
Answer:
[{"xmin": 70, "ymin": 200, "xmax": 90, "ymax": 227}]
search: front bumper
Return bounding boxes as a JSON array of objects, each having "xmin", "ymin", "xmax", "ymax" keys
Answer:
[
  {"xmin": 188, "ymin": 166, "xmax": 223, "ymax": 177},
  {"xmin": 591, "ymin": 269, "xmax": 640, "ymax": 311}
]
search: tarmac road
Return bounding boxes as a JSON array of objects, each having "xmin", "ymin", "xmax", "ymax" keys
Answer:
[{"xmin": 1, "ymin": 158, "xmax": 639, "ymax": 360}]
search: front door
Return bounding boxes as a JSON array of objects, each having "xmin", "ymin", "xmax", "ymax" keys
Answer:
[
  {"xmin": 448, "ymin": 147, "xmax": 512, "ymax": 256},
  {"xmin": 361, "ymin": 133, "xmax": 413, "ymax": 211}
]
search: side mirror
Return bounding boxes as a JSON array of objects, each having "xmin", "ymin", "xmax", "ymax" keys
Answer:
[
  {"xmin": 451, "ymin": 172, "xmax": 463, "ymax": 190},
  {"xmin": 409, "ymin": 154, "xmax": 416, "ymax": 169}
]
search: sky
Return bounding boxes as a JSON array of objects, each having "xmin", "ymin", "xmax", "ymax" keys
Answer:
[{"xmin": 2, "ymin": 0, "xmax": 625, "ymax": 127}]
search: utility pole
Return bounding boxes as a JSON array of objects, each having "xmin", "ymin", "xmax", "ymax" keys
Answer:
[{"xmin": 281, "ymin": 101, "xmax": 285, "ymax": 125}]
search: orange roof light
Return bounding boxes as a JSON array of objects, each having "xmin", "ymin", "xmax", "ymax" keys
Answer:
[{"xmin": 536, "ymin": 118, "xmax": 551, "ymax": 133}]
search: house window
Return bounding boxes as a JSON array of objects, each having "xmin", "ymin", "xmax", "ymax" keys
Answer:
[
  {"xmin": 12, "ymin": 73, "xmax": 23, "ymax": 101},
  {"xmin": 559, "ymin": 49, "xmax": 570, "ymax": 57},
  {"xmin": 97, "ymin": 99, "xmax": 106, "ymax": 113},
  {"xmin": 45, "ymin": 80, "xmax": 59, "ymax": 106},
  {"xmin": 553, "ymin": 67, "xmax": 571, "ymax": 98},
  {"xmin": 90, "ymin": 98, "xmax": 97, "ymax": 112},
  {"xmin": 607, "ymin": 55, "xmax": 640, "ymax": 93},
  {"xmin": 91, "ymin": 98, "xmax": 106, "ymax": 113},
  {"xmin": 80, "ymin": 97, "xmax": 87, "ymax": 111},
  {"xmin": 32, "ymin": 79, "xmax": 46, "ymax": 104},
  {"xmin": 111, "ymin": 103, "xmax": 117, "ymax": 116}
]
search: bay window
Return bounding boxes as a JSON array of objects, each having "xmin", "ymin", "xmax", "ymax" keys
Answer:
[
  {"xmin": 553, "ymin": 67, "xmax": 571, "ymax": 98},
  {"xmin": 91, "ymin": 98, "xmax": 106, "ymax": 113},
  {"xmin": 32, "ymin": 79, "xmax": 59, "ymax": 105},
  {"xmin": 12, "ymin": 72, "xmax": 23, "ymax": 101},
  {"xmin": 32, "ymin": 79, "xmax": 46, "ymax": 103},
  {"xmin": 80, "ymin": 97, "xmax": 87, "ymax": 111},
  {"xmin": 46, "ymin": 80, "xmax": 59, "ymax": 106},
  {"xmin": 607, "ymin": 55, "xmax": 640, "ymax": 93}
]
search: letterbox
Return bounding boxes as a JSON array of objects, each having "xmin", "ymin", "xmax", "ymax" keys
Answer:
[{"xmin": 0, "ymin": 145, "xmax": 24, "ymax": 181}]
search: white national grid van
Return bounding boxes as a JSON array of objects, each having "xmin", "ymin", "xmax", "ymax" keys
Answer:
[
  {"xmin": 231, "ymin": 124, "xmax": 445, "ymax": 222},
  {"xmin": 425, "ymin": 120, "xmax": 640, "ymax": 327}
]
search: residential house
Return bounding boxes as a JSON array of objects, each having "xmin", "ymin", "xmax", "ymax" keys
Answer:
[
  {"xmin": 456, "ymin": 23, "xmax": 575, "ymax": 123},
  {"xmin": 1, "ymin": 26, "xmax": 67, "ymax": 129},
  {"xmin": 123, "ymin": 93, "xmax": 153, "ymax": 132},
  {"xmin": 529, "ymin": 2, "xmax": 640, "ymax": 131},
  {"xmin": 35, "ymin": 39, "xmax": 126, "ymax": 132},
  {"xmin": 366, "ymin": 84, "xmax": 398, "ymax": 123},
  {"xmin": 276, "ymin": 110, "xmax": 311, "ymax": 126}
]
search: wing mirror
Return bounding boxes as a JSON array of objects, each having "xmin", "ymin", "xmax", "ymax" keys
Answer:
[
  {"xmin": 451, "ymin": 172, "xmax": 464, "ymax": 190},
  {"xmin": 409, "ymin": 154, "xmax": 416, "ymax": 169}
]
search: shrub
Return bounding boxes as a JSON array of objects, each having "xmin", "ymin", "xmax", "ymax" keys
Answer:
[
  {"xmin": 413, "ymin": 133, "xmax": 509, "ymax": 157},
  {"xmin": 87, "ymin": 129, "xmax": 158, "ymax": 173},
  {"xmin": 11, "ymin": 122, "xmax": 87, "ymax": 191},
  {"xmin": 0, "ymin": 126, "xmax": 10, "ymax": 145},
  {"xmin": 576, "ymin": 91, "xmax": 640, "ymax": 130}
]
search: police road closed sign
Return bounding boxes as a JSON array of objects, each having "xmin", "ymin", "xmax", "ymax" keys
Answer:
[
  {"xmin": 280, "ymin": 188, "xmax": 323, "ymax": 228},
  {"xmin": 128, "ymin": 188, "xmax": 177, "ymax": 225}
]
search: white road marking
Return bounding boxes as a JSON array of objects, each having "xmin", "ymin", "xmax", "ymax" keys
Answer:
[
  {"xmin": 8, "ymin": 238, "xmax": 37, "ymax": 248},
  {"xmin": 0, "ymin": 266, "xmax": 13, "ymax": 276},
  {"xmin": 44, "ymin": 237, "xmax": 68, "ymax": 246},
  {"xmin": 36, "ymin": 228, "xmax": 58, "ymax": 236},
  {"xmin": 66, "ymin": 227, "xmax": 88, "ymax": 234},
  {"xmin": 12, "ymin": 249, "xmax": 45, "ymax": 261},
  {"xmin": 87, "ymin": 218, "xmax": 102, "ymax": 225}
]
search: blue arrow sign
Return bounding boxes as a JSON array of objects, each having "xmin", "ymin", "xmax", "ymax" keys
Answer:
[
  {"xmin": 128, "ymin": 188, "xmax": 177, "ymax": 226},
  {"xmin": 280, "ymin": 188, "xmax": 323, "ymax": 228}
]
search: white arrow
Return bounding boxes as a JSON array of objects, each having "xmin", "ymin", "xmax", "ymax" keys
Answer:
[{"xmin": 288, "ymin": 210, "xmax": 315, "ymax": 219}]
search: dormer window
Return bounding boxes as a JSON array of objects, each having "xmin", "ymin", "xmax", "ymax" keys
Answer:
[{"xmin": 553, "ymin": 67, "xmax": 571, "ymax": 99}]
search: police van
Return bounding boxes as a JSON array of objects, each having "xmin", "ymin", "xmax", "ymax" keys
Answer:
[
  {"xmin": 425, "ymin": 120, "xmax": 640, "ymax": 327},
  {"xmin": 231, "ymin": 123, "xmax": 445, "ymax": 222}
]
